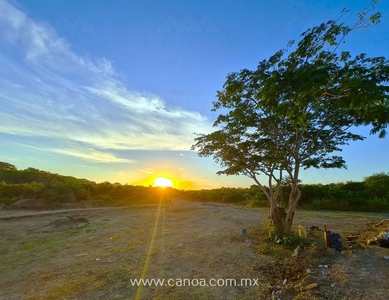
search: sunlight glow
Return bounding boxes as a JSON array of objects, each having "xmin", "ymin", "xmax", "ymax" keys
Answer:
[{"xmin": 153, "ymin": 177, "xmax": 173, "ymax": 188}]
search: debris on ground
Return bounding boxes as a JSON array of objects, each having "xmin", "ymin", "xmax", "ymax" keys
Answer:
[
  {"xmin": 292, "ymin": 245, "xmax": 301, "ymax": 258},
  {"xmin": 372, "ymin": 219, "xmax": 389, "ymax": 228},
  {"xmin": 298, "ymin": 225, "xmax": 307, "ymax": 238},
  {"xmin": 343, "ymin": 219, "xmax": 389, "ymax": 250},
  {"xmin": 380, "ymin": 239, "xmax": 389, "ymax": 248},
  {"xmin": 303, "ymin": 282, "xmax": 319, "ymax": 291},
  {"xmin": 325, "ymin": 231, "xmax": 343, "ymax": 251},
  {"xmin": 307, "ymin": 226, "xmax": 321, "ymax": 237},
  {"xmin": 368, "ymin": 231, "xmax": 389, "ymax": 248},
  {"xmin": 345, "ymin": 235, "xmax": 359, "ymax": 248}
]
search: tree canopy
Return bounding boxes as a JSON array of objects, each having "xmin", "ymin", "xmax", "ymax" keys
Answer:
[{"xmin": 192, "ymin": 2, "xmax": 389, "ymax": 234}]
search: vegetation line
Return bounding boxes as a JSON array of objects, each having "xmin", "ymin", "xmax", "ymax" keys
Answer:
[{"xmin": 0, "ymin": 162, "xmax": 388, "ymax": 213}]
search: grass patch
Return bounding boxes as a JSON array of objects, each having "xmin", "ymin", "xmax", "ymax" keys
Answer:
[
  {"xmin": 109, "ymin": 233, "xmax": 123, "ymax": 241},
  {"xmin": 254, "ymin": 215, "xmax": 307, "ymax": 259},
  {"xmin": 19, "ymin": 242, "xmax": 38, "ymax": 250},
  {"xmin": 40, "ymin": 237, "xmax": 65, "ymax": 246},
  {"xmin": 31, "ymin": 276, "xmax": 85, "ymax": 300},
  {"xmin": 258, "ymin": 240, "xmax": 292, "ymax": 258},
  {"xmin": 298, "ymin": 209, "xmax": 389, "ymax": 219}
]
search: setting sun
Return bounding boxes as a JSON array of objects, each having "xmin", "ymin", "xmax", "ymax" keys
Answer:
[{"xmin": 153, "ymin": 177, "xmax": 174, "ymax": 188}]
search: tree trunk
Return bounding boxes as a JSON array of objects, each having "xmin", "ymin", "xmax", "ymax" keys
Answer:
[
  {"xmin": 254, "ymin": 177, "xmax": 283, "ymax": 229},
  {"xmin": 253, "ymin": 173, "xmax": 283, "ymax": 233},
  {"xmin": 269, "ymin": 199, "xmax": 281, "ymax": 229},
  {"xmin": 283, "ymin": 184, "xmax": 301, "ymax": 234}
]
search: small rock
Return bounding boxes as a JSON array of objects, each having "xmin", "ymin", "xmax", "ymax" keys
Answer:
[
  {"xmin": 384, "ymin": 256, "xmax": 389, "ymax": 260},
  {"xmin": 306, "ymin": 268, "xmax": 313, "ymax": 274},
  {"xmin": 283, "ymin": 279, "xmax": 288, "ymax": 285},
  {"xmin": 330, "ymin": 283, "xmax": 336, "ymax": 288},
  {"xmin": 293, "ymin": 246, "xmax": 301, "ymax": 257},
  {"xmin": 318, "ymin": 264, "xmax": 323, "ymax": 268},
  {"xmin": 304, "ymin": 283, "xmax": 319, "ymax": 290},
  {"xmin": 95, "ymin": 258, "xmax": 100, "ymax": 261},
  {"xmin": 268, "ymin": 285, "xmax": 273, "ymax": 289},
  {"xmin": 324, "ymin": 265, "xmax": 329, "ymax": 268}
]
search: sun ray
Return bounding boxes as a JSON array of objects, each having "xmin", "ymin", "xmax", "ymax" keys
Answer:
[{"xmin": 134, "ymin": 193, "xmax": 163, "ymax": 300}]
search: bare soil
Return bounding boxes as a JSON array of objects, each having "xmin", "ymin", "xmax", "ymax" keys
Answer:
[{"xmin": 0, "ymin": 200, "xmax": 388, "ymax": 299}]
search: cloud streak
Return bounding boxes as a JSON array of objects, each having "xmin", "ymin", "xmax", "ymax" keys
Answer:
[{"xmin": 0, "ymin": 0, "xmax": 211, "ymax": 163}]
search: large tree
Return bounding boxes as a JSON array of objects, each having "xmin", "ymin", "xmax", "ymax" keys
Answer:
[{"xmin": 192, "ymin": 2, "xmax": 389, "ymax": 234}]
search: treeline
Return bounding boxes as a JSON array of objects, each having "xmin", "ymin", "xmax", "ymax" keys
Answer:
[
  {"xmin": 291, "ymin": 174, "xmax": 389, "ymax": 211},
  {"xmin": 0, "ymin": 161, "xmax": 388, "ymax": 211},
  {"xmin": 0, "ymin": 162, "xmax": 178, "ymax": 208},
  {"xmin": 180, "ymin": 173, "xmax": 389, "ymax": 212}
]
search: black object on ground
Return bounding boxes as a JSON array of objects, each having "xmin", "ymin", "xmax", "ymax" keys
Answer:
[
  {"xmin": 327, "ymin": 231, "xmax": 343, "ymax": 251},
  {"xmin": 380, "ymin": 239, "xmax": 389, "ymax": 249}
]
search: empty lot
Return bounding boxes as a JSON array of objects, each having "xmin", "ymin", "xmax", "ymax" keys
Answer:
[{"xmin": 0, "ymin": 200, "xmax": 388, "ymax": 299}]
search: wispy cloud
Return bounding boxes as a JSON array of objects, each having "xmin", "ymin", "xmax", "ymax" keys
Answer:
[
  {"xmin": 50, "ymin": 147, "xmax": 134, "ymax": 163},
  {"xmin": 139, "ymin": 169, "xmax": 154, "ymax": 175},
  {"xmin": 2, "ymin": 139, "xmax": 135, "ymax": 163},
  {"xmin": 0, "ymin": 0, "xmax": 212, "ymax": 163}
]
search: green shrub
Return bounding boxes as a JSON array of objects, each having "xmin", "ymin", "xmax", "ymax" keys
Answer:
[
  {"xmin": 258, "ymin": 216, "xmax": 304, "ymax": 258},
  {"xmin": 245, "ymin": 199, "xmax": 266, "ymax": 208},
  {"xmin": 278, "ymin": 232, "xmax": 303, "ymax": 250},
  {"xmin": 92, "ymin": 194, "xmax": 112, "ymax": 205},
  {"xmin": 303, "ymin": 196, "xmax": 388, "ymax": 212},
  {"xmin": 0, "ymin": 182, "xmax": 44, "ymax": 198},
  {"xmin": 0, "ymin": 196, "xmax": 18, "ymax": 206},
  {"xmin": 359, "ymin": 197, "xmax": 388, "ymax": 211}
]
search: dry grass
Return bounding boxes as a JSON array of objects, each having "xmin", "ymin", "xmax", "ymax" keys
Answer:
[{"xmin": 0, "ymin": 202, "xmax": 388, "ymax": 299}]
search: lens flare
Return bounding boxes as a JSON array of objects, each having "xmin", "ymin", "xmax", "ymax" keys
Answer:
[{"xmin": 153, "ymin": 177, "xmax": 173, "ymax": 188}]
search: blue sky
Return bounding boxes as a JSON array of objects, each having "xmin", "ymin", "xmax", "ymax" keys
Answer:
[{"xmin": 0, "ymin": 0, "xmax": 388, "ymax": 189}]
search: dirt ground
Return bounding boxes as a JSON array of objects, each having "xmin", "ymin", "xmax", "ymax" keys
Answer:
[{"xmin": 0, "ymin": 200, "xmax": 388, "ymax": 299}]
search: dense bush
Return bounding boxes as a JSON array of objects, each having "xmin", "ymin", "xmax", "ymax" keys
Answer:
[
  {"xmin": 0, "ymin": 161, "xmax": 388, "ymax": 211},
  {"xmin": 179, "ymin": 175, "xmax": 389, "ymax": 212}
]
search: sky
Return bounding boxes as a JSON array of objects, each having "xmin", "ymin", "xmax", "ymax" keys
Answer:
[{"xmin": 0, "ymin": 0, "xmax": 388, "ymax": 190}]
